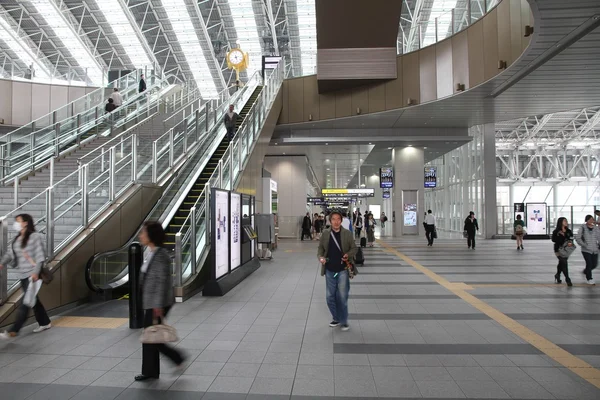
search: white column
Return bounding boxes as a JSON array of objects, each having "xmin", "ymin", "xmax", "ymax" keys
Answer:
[
  {"xmin": 392, "ymin": 147, "xmax": 424, "ymax": 237},
  {"xmin": 483, "ymin": 123, "xmax": 497, "ymax": 238}
]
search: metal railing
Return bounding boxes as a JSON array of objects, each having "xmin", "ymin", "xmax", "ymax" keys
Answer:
[
  {"xmin": 172, "ymin": 64, "xmax": 284, "ymax": 286},
  {"xmin": 0, "ymin": 71, "xmax": 169, "ymax": 186},
  {"xmin": 497, "ymin": 205, "xmax": 600, "ymax": 236},
  {"xmin": 401, "ymin": 0, "xmax": 501, "ymax": 54}
]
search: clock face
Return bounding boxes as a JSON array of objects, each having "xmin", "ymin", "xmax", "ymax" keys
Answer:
[{"xmin": 228, "ymin": 50, "xmax": 244, "ymax": 65}]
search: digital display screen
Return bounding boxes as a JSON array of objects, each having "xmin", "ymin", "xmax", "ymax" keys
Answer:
[
  {"xmin": 403, "ymin": 203, "xmax": 417, "ymax": 226},
  {"xmin": 230, "ymin": 192, "xmax": 241, "ymax": 271},
  {"xmin": 214, "ymin": 189, "xmax": 230, "ymax": 279},
  {"xmin": 424, "ymin": 167, "xmax": 437, "ymax": 188},
  {"xmin": 380, "ymin": 167, "xmax": 393, "ymax": 188},
  {"xmin": 383, "ymin": 188, "xmax": 391, "ymax": 199}
]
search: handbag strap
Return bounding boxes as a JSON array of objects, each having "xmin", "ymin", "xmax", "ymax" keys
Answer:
[{"xmin": 330, "ymin": 231, "xmax": 343, "ymax": 253}]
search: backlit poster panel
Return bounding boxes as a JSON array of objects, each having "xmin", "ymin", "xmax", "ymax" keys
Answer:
[
  {"xmin": 230, "ymin": 193, "xmax": 241, "ymax": 271},
  {"xmin": 214, "ymin": 190, "xmax": 230, "ymax": 279},
  {"xmin": 403, "ymin": 203, "xmax": 417, "ymax": 226},
  {"xmin": 526, "ymin": 203, "xmax": 547, "ymax": 235},
  {"xmin": 424, "ymin": 167, "xmax": 437, "ymax": 188},
  {"xmin": 380, "ymin": 167, "xmax": 394, "ymax": 188}
]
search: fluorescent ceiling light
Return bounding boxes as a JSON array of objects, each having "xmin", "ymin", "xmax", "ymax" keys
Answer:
[
  {"xmin": 161, "ymin": 0, "xmax": 218, "ymax": 98},
  {"xmin": 296, "ymin": 0, "xmax": 317, "ymax": 75},
  {"xmin": 29, "ymin": 0, "xmax": 104, "ymax": 85},
  {"xmin": 92, "ymin": 0, "xmax": 151, "ymax": 69},
  {"xmin": 228, "ymin": 0, "xmax": 262, "ymax": 77},
  {"xmin": 422, "ymin": 0, "xmax": 458, "ymax": 47}
]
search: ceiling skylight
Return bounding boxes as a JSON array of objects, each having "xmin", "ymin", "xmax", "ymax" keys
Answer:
[
  {"xmin": 0, "ymin": 15, "xmax": 51, "ymax": 80},
  {"xmin": 92, "ymin": 0, "xmax": 151, "ymax": 69},
  {"xmin": 29, "ymin": 0, "xmax": 104, "ymax": 85},
  {"xmin": 228, "ymin": 0, "xmax": 263, "ymax": 77},
  {"xmin": 295, "ymin": 0, "xmax": 316, "ymax": 75},
  {"xmin": 161, "ymin": 0, "xmax": 218, "ymax": 98},
  {"xmin": 422, "ymin": 0, "xmax": 458, "ymax": 47}
]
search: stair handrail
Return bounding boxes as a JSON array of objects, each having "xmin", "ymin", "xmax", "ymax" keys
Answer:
[
  {"xmin": 172, "ymin": 64, "xmax": 284, "ymax": 285},
  {"xmin": 0, "ymin": 75, "xmax": 171, "ymax": 185},
  {"xmin": 0, "ymin": 67, "xmax": 155, "ymax": 144}
]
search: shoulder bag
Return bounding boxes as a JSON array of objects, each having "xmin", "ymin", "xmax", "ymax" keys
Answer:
[
  {"xmin": 558, "ymin": 241, "xmax": 576, "ymax": 259},
  {"xmin": 140, "ymin": 320, "xmax": 179, "ymax": 344},
  {"xmin": 330, "ymin": 232, "xmax": 358, "ymax": 278}
]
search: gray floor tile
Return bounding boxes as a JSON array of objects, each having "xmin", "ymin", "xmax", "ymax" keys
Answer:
[
  {"xmin": 0, "ymin": 366, "xmax": 36, "ymax": 383},
  {"xmin": 218, "ymin": 362, "xmax": 261, "ymax": 378},
  {"xmin": 456, "ymin": 380, "xmax": 510, "ymax": 398},
  {"xmin": 14, "ymin": 367, "xmax": 70, "ymax": 384},
  {"xmin": 483, "ymin": 366, "xmax": 534, "ymax": 382},
  {"xmin": 416, "ymin": 380, "xmax": 466, "ymax": 398},
  {"xmin": 334, "ymin": 353, "xmax": 370, "ymax": 365},
  {"xmin": 521, "ymin": 366, "xmax": 578, "ymax": 382},
  {"xmin": 496, "ymin": 380, "xmax": 556, "ymax": 399},
  {"xmin": 207, "ymin": 376, "xmax": 254, "ymax": 393},
  {"xmin": 249, "ymin": 377, "xmax": 294, "ymax": 395},
  {"xmin": 205, "ymin": 341, "xmax": 240, "ymax": 351},
  {"xmin": 42, "ymin": 355, "xmax": 91, "ymax": 369},
  {"xmin": 375, "ymin": 379, "xmax": 422, "ymax": 398},
  {"xmin": 196, "ymin": 350, "xmax": 233, "ymax": 363},
  {"xmin": 446, "ymin": 366, "xmax": 494, "ymax": 381},
  {"xmin": 295, "ymin": 365, "xmax": 334, "ymax": 380},
  {"xmin": 169, "ymin": 375, "xmax": 215, "ymax": 392},
  {"xmin": 182, "ymin": 361, "xmax": 224, "ymax": 376},
  {"xmin": 298, "ymin": 351, "xmax": 333, "ymax": 365},
  {"xmin": 128, "ymin": 373, "xmax": 179, "ymax": 390},
  {"xmin": 257, "ymin": 363, "xmax": 297, "ymax": 378},
  {"xmin": 472, "ymin": 355, "xmax": 516, "ymax": 367},
  {"xmin": 292, "ymin": 378, "xmax": 334, "ymax": 396},
  {"xmin": 227, "ymin": 350, "xmax": 266, "ymax": 364},
  {"xmin": 0, "ymin": 383, "xmax": 45, "ymax": 400},
  {"xmin": 201, "ymin": 393, "xmax": 246, "ymax": 400},
  {"xmin": 115, "ymin": 388, "xmax": 199, "ymax": 399},
  {"xmin": 538, "ymin": 380, "xmax": 600, "ymax": 400},
  {"xmin": 436, "ymin": 355, "xmax": 479, "ymax": 367},
  {"xmin": 262, "ymin": 351, "xmax": 299, "ymax": 364},
  {"xmin": 78, "ymin": 357, "xmax": 125, "ymax": 371},
  {"xmin": 505, "ymin": 354, "xmax": 554, "ymax": 367},
  {"xmin": 334, "ymin": 365, "xmax": 374, "ymax": 381},
  {"xmin": 403, "ymin": 355, "xmax": 442, "ymax": 366},
  {"xmin": 372, "ymin": 366, "xmax": 414, "ymax": 381},
  {"xmin": 69, "ymin": 386, "xmax": 125, "ymax": 400},
  {"xmin": 27, "ymin": 384, "xmax": 86, "ymax": 400},
  {"xmin": 53, "ymin": 369, "xmax": 107, "ymax": 386},
  {"xmin": 409, "ymin": 366, "xmax": 453, "ymax": 381},
  {"xmin": 9, "ymin": 354, "xmax": 59, "ymax": 368},
  {"xmin": 111, "ymin": 358, "xmax": 141, "ymax": 372},
  {"xmin": 368, "ymin": 353, "xmax": 407, "ymax": 366},
  {"xmin": 90, "ymin": 371, "xmax": 134, "ymax": 388},
  {"xmin": 334, "ymin": 377, "xmax": 378, "ymax": 397}
]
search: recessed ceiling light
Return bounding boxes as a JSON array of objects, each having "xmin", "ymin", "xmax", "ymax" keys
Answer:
[
  {"xmin": 424, "ymin": 147, "xmax": 428, "ymax": 149},
  {"xmin": 408, "ymin": 145, "xmax": 413, "ymax": 147},
  {"xmin": 282, "ymin": 152, "xmax": 286, "ymax": 155},
  {"xmin": 274, "ymin": 143, "xmax": 278, "ymax": 145},
  {"xmin": 387, "ymin": 147, "xmax": 392, "ymax": 150},
  {"xmin": 325, "ymin": 143, "xmax": 329, "ymax": 145}
]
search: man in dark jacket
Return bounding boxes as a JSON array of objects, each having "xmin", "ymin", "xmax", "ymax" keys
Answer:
[
  {"xmin": 464, "ymin": 211, "xmax": 479, "ymax": 249},
  {"xmin": 139, "ymin": 74, "xmax": 147, "ymax": 93},
  {"xmin": 223, "ymin": 104, "xmax": 239, "ymax": 141},
  {"xmin": 317, "ymin": 210, "xmax": 357, "ymax": 331},
  {"xmin": 301, "ymin": 213, "xmax": 312, "ymax": 241}
]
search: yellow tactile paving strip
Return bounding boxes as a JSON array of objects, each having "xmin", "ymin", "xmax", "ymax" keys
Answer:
[
  {"xmin": 51, "ymin": 316, "xmax": 128, "ymax": 329},
  {"xmin": 378, "ymin": 240, "xmax": 600, "ymax": 389}
]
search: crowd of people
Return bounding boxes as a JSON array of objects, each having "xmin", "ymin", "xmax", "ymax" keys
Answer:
[{"xmin": 302, "ymin": 210, "xmax": 383, "ymax": 247}]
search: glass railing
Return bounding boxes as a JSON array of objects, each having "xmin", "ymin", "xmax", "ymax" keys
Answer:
[
  {"xmin": 400, "ymin": 0, "xmax": 501, "ymax": 54},
  {"xmin": 173, "ymin": 64, "xmax": 284, "ymax": 286},
  {"xmin": 0, "ymin": 71, "xmax": 168, "ymax": 186},
  {"xmin": 82, "ymin": 73, "xmax": 263, "ymax": 293},
  {"xmin": 496, "ymin": 205, "xmax": 599, "ymax": 236}
]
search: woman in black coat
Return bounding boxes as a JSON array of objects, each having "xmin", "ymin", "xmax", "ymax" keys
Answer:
[
  {"xmin": 463, "ymin": 211, "xmax": 479, "ymax": 249},
  {"xmin": 552, "ymin": 217, "xmax": 574, "ymax": 286},
  {"xmin": 135, "ymin": 222, "xmax": 185, "ymax": 381}
]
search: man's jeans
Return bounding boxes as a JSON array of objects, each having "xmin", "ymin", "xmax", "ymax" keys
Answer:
[{"xmin": 325, "ymin": 269, "xmax": 350, "ymax": 325}]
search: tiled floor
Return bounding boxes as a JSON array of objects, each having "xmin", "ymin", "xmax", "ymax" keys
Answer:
[{"xmin": 1, "ymin": 236, "xmax": 600, "ymax": 399}]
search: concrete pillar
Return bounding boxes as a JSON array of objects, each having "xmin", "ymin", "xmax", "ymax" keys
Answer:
[
  {"xmin": 483, "ymin": 123, "xmax": 497, "ymax": 238},
  {"xmin": 392, "ymin": 147, "xmax": 424, "ymax": 237}
]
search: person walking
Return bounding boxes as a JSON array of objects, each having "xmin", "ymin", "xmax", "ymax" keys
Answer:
[
  {"xmin": 464, "ymin": 211, "xmax": 479, "ymax": 249},
  {"xmin": 514, "ymin": 214, "xmax": 525, "ymax": 250},
  {"xmin": 424, "ymin": 210, "xmax": 436, "ymax": 246},
  {"xmin": 366, "ymin": 213, "xmax": 376, "ymax": 247},
  {"xmin": 223, "ymin": 104, "xmax": 239, "ymax": 141},
  {"xmin": 380, "ymin": 212, "xmax": 387, "ymax": 229},
  {"xmin": 354, "ymin": 212, "xmax": 363, "ymax": 239},
  {"xmin": 138, "ymin": 74, "xmax": 147, "ymax": 93},
  {"xmin": 135, "ymin": 222, "xmax": 185, "ymax": 381},
  {"xmin": 552, "ymin": 217, "xmax": 574, "ymax": 287},
  {"xmin": 301, "ymin": 212, "xmax": 312, "ymax": 241},
  {"xmin": 0, "ymin": 214, "xmax": 51, "ymax": 339},
  {"xmin": 317, "ymin": 210, "xmax": 357, "ymax": 332},
  {"xmin": 341, "ymin": 212, "xmax": 353, "ymax": 235},
  {"xmin": 577, "ymin": 215, "xmax": 600, "ymax": 285}
]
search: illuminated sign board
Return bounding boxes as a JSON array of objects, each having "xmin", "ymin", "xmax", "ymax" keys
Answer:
[
  {"xmin": 321, "ymin": 188, "xmax": 374, "ymax": 197},
  {"xmin": 424, "ymin": 167, "xmax": 437, "ymax": 188},
  {"xmin": 380, "ymin": 167, "xmax": 393, "ymax": 188},
  {"xmin": 383, "ymin": 188, "xmax": 391, "ymax": 199}
]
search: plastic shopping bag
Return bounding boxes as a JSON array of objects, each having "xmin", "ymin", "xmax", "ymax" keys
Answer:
[{"xmin": 23, "ymin": 277, "xmax": 42, "ymax": 308}]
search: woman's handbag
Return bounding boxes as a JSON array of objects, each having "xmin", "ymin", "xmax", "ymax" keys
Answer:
[
  {"xmin": 140, "ymin": 322, "xmax": 179, "ymax": 344},
  {"xmin": 558, "ymin": 241, "xmax": 576, "ymax": 259},
  {"xmin": 463, "ymin": 230, "xmax": 468, "ymax": 239}
]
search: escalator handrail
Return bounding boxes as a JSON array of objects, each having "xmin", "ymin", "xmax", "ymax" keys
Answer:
[{"xmin": 84, "ymin": 81, "xmax": 258, "ymax": 293}]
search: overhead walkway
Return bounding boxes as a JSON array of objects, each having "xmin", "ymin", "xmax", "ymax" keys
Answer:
[{"xmin": 84, "ymin": 67, "xmax": 284, "ymax": 299}]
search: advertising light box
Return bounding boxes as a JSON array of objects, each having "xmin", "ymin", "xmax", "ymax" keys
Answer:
[
  {"xmin": 214, "ymin": 189, "xmax": 230, "ymax": 279},
  {"xmin": 383, "ymin": 188, "xmax": 391, "ymax": 199},
  {"xmin": 526, "ymin": 203, "xmax": 547, "ymax": 235},
  {"xmin": 424, "ymin": 167, "xmax": 437, "ymax": 188},
  {"xmin": 230, "ymin": 192, "xmax": 241, "ymax": 271},
  {"xmin": 380, "ymin": 167, "xmax": 394, "ymax": 188},
  {"xmin": 403, "ymin": 203, "xmax": 417, "ymax": 226}
]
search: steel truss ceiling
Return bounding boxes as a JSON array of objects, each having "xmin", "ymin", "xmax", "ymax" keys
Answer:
[{"xmin": 495, "ymin": 108, "xmax": 600, "ymax": 183}]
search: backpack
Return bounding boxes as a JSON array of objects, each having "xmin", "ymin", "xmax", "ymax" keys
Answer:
[{"xmin": 515, "ymin": 224, "xmax": 523, "ymax": 235}]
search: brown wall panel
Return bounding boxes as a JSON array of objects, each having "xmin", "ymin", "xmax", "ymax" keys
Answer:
[
  {"xmin": 278, "ymin": 80, "xmax": 289, "ymax": 124},
  {"xmin": 141, "ymin": 186, "xmax": 163, "ymax": 216},
  {"xmin": 288, "ymin": 78, "xmax": 304, "ymax": 123},
  {"xmin": 483, "ymin": 9, "xmax": 499, "ymax": 81},
  {"xmin": 351, "ymin": 86, "xmax": 369, "ymax": 116},
  {"xmin": 303, "ymin": 76, "xmax": 319, "ymax": 121},
  {"xmin": 402, "ymin": 52, "xmax": 420, "ymax": 105},
  {"xmin": 452, "ymin": 30, "xmax": 470, "ymax": 90},
  {"xmin": 60, "ymin": 235, "xmax": 95, "ymax": 304},
  {"xmin": 436, "ymin": 39, "xmax": 453, "ymax": 99},
  {"xmin": 497, "ymin": 0, "xmax": 512, "ymax": 66},
  {"xmin": 94, "ymin": 209, "xmax": 122, "ymax": 254},
  {"xmin": 467, "ymin": 20, "xmax": 485, "ymax": 87},
  {"xmin": 319, "ymin": 93, "xmax": 336, "ymax": 120},
  {"xmin": 521, "ymin": 0, "xmax": 533, "ymax": 51},
  {"xmin": 368, "ymin": 83, "xmax": 386, "ymax": 113},
  {"xmin": 38, "ymin": 270, "xmax": 62, "ymax": 310},
  {"xmin": 510, "ymin": 0, "xmax": 523, "ymax": 63},
  {"xmin": 384, "ymin": 60, "xmax": 403, "ymax": 110},
  {"xmin": 335, "ymin": 90, "xmax": 352, "ymax": 118},
  {"xmin": 120, "ymin": 189, "xmax": 143, "ymax": 243},
  {"xmin": 419, "ymin": 46, "xmax": 437, "ymax": 103}
]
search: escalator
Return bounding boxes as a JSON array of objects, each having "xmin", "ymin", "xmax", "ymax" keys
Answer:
[{"xmin": 85, "ymin": 86, "xmax": 263, "ymax": 297}]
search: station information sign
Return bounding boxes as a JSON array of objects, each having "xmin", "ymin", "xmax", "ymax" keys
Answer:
[
  {"xmin": 424, "ymin": 167, "xmax": 437, "ymax": 188},
  {"xmin": 321, "ymin": 188, "xmax": 374, "ymax": 197}
]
